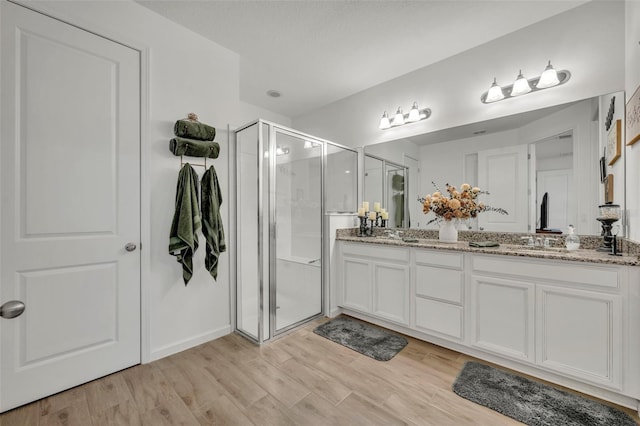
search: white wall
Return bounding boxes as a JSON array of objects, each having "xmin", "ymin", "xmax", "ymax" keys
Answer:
[
  {"xmin": 598, "ymin": 92, "xmax": 626, "ymax": 216},
  {"xmin": 625, "ymin": 0, "xmax": 640, "ymax": 242},
  {"xmin": 20, "ymin": 0, "xmax": 291, "ymax": 361},
  {"xmin": 292, "ymin": 1, "xmax": 625, "ymax": 149}
]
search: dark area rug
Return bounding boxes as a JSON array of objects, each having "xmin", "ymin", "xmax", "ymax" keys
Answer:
[
  {"xmin": 313, "ymin": 316, "xmax": 407, "ymax": 361},
  {"xmin": 452, "ymin": 361, "xmax": 637, "ymax": 426}
]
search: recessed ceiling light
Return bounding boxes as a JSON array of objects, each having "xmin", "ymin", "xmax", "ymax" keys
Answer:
[{"xmin": 266, "ymin": 90, "xmax": 282, "ymax": 98}]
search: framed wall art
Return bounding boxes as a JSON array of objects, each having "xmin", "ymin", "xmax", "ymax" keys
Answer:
[
  {"xmin": 605, "ymin": 174, "xmax": 614, "ymax": 204},
  {"xmin": 627, "ymin": 85, "xmax": 640, "ymax": 146},
  {"xmin": 607, "ymin": 119, "xmax": 621, "ymax": 166}
]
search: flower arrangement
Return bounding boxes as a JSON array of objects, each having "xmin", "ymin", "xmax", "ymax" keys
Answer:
[{"xmin": 419, "ymin": 182, "xmax": 508, "ymax": 225}]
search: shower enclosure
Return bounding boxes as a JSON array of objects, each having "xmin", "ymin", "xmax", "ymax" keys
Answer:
[{"xmin": 235, "ymin": 120, "xmax": 357, "ymax": 343}]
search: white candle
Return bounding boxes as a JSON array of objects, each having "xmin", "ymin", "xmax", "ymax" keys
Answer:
[
  {"xmin": 362, "ymin": 201, "xmax": 369, "ymax": 211},
  {"xmin": 381, "ymin": 208, "xmax": 387, "ymax": 214},
  {"xmin": 357, "ymin": 207, "xmax": 365, "ymax": 217},
  {"xmin": 381, "ymin": 211, "xmax": 389, "ymax": 220},
  {"xmin": 374, "ymin": 202, "xmax": 381, "ymax": 212},
  {"xmin": 368, "ymin": 212, "xmax": 377, "ymax": 221}
]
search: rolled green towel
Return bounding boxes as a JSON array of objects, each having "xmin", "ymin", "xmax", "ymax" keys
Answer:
[
  {"xmin": 170, "ymin": 137, "xmax": 220, "ymax": 159},
  {"xmin": 469, "ymin": 241, "xmax": 500, "ymax": 248},
  {"xmin": 174, "ymin": 119, "xmax": 216, "ymax": 141}
]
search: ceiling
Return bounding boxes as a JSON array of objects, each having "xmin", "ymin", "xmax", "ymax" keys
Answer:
[{"xmin": 137, "ymin": 0, "xmax": 587, "ymax": 119}]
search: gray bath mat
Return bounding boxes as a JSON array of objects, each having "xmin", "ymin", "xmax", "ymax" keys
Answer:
[
  {"xmin": 452, "ymin": 361, "xmax": 637, "ymax": 426},
  {"xmin": 313, "ymin": 316, "xmax": 407, "ymax": 361}
]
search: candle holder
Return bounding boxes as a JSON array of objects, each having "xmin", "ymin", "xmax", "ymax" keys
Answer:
[
  {"xmin": 596, "ymin": 204, "xmax": 620, "ymax": 252},
  {"xmin": 358, "ymin": 216, "xmax": 369, "ymax": 237},
  {"xmin": 358, "ymin": 210, "xmax": 387, "ymax": 236}
]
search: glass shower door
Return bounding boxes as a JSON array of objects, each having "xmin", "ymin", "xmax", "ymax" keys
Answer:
[{"xmin": 271, "ymin": 129, "xmax": 322, "ymax": 334}]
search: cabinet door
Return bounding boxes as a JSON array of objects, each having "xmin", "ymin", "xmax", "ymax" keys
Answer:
[
  {"xmin": 471, "ymin": 275, "xmax": 535, "ymax": 362},
  {"xmin": 341, "ymin": 256, "xmax": 371, "ymax": 313},
  {"xmin": 536, "ymin": 285, "xmax": 622, "ymax": 389},
  {"xmin": 373, "ymin": 262, "xmax": 410, "ymax": 325}
]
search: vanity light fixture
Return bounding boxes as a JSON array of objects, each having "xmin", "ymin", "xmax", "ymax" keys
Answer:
[
  {"xmin": 511, "ymin": 70, "xmax": 532, "ymax": 97},
  {"xmin": 379, "ymin": 102, "xmax": 432, "ymax": 130},
  {"xmin": 481, "ymin": 61, "xmax": 571, "ymax": 104},
  {"xmin": 393, "ymin": 107, "xmax": 405, "ymax": 126}
]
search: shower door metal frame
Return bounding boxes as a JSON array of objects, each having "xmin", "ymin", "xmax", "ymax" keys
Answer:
[{"xmin": 234, "ymin": 119, "xmax": 358, "ymax": 344}]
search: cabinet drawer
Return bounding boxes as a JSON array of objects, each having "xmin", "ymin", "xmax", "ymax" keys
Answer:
[
  {"xmin": 472, "ymin": 255, "xmax": 620, "ymax": 289},
  {"xmin": 414, "ymin": 249, "xmax": 463, "ymax": 269},
  {"xmin": 415, "ymin": 265, "xmax": 463, "ymax": 304},
  {"xmin": 341, "ymin": 242, "xmax": 409, "ymax": 263},
  {"xmin": 415, "ymin": 297, "xmax": 462, "ymax": 339}
]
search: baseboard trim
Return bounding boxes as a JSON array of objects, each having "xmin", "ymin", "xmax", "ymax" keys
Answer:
[{"xmin": 148, "ymin": 324, "xmax": 232, "ymax": 362}]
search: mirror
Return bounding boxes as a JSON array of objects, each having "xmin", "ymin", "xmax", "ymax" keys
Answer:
[
  {"xmin": 363, "ymin": 154, "xmax": 408, "ymax": 228},
  {"xmin": 364, "ymin": 93, "xmax": 625, "ymax": 236}
]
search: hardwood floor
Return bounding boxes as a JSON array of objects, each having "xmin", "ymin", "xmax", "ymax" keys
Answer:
[{"xmin": 2, "ymin": 316, "xmax": 638, "ymax": 425}]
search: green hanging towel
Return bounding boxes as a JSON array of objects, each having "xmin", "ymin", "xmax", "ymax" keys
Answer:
[
  {"xmin": 169, "ymin": 164, "xmax": 201, "ymax": 285},
  {"xmin": 201, "ymin": 165, "xmax": 226, "ymax": 280}
]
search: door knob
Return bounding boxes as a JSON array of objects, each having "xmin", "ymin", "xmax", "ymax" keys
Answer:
[
  {"xmin": 125, "ymin": 242, "xmax": 137, "ymax": 252},
  {"xmin": 0, "ymin": 300, "xmax": 26, "ymax": 319}
]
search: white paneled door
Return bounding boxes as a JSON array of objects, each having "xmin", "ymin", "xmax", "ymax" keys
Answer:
[
  {"xmin": 477, "ymin": 145, "xmax": 529, "ymax": 232},
  {"xmin": 0, "ymin": 3, "xmax": 141, "ymax": 412}
]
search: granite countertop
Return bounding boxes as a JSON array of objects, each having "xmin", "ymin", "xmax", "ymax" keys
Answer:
[{"xmin": 336, "ymin": 229, "xmax": 640, "ymax": 267}]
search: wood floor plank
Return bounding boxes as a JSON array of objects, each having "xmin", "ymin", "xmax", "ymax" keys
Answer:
[
  {"xmin": 337, "ymin": 392, "xmax": 409, "ymax": 426},
  {"xmin": 0, "ymin": 402, "xmax": 40, "ymax": 426},
  {"xmin": 2, "ymin": 317, "xmax": 639, "ymax": 426},
  {"xmin": 91, "ymin": 400, "xmax": 143, "ymax": 426},
  {"xmin": 161, "ymin": 352, "xmax": 228, "ymax": 412},
  {"xmin": 244, "ymin": 395, "xmax": 297, "ymax": 426},
  {"xmin": 121, "ymin": 363, "xmax": 179, "ymax": 413},
  {"xmin": 430, "ymin": 387, "xmax": 525, "ymax": 425},
  {"xmin": 242, "ymin": 358, "xmax": 310, "ymax": 407},
  {"xmin": 138, "ymin": 396, "xmax": 200, "ymax": 426},
  {"xmin": 278, "ymin": 357, "xmax": 351, "ymax": 405},
  {"xmin": 256, "ymin": 341, "xmax": 293, "ymax": 366},
  {"xmin": 39, "ymin": 387, "xmax": 87, "ymax": 417},
  {"xmin": 287, "ymin": 392, "xmax": 347, "ymax": 426},
  {"xmin": 197, "ymin": 345, "xmax": 268, "ymax": 409},
  {"xmin": 39, "ymin": 398, "xmax": 93, "ymax": 426},
  {"xmin": 193, "ymin": 394, "xmax": 254, "ymax": 426},
  {"xmin": 84, "ymin": 372, "xmax": 135, "ymax": 417}
]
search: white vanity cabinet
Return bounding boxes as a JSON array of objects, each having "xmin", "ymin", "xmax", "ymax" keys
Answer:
[
  {"xmin": 338, "ymin": 242, "xmax": 410, "ymax": 325},
  {"xmin": 334, "ymin": 239, "xmax": 640, "ymax": 410},
  {"xmin": 414, "ymin": 249, "xmax": 464, "ymax": 341},
  {"xmin": 470, "ymin": 255, "xmax": 628, "ymax": 390}
]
